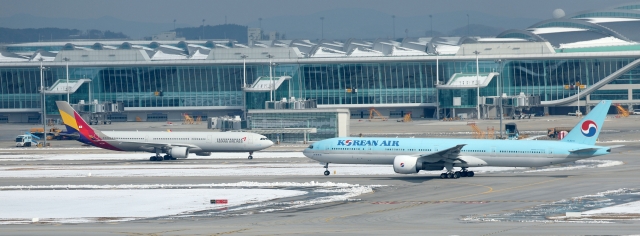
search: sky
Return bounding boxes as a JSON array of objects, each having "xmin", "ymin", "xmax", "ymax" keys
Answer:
[
  {"xmin": 0, "ymin": 0, "xmax": 633, "ymax": 26},
  {"xmin": 0, "ymin": 0, "xmax": 635, "ymax": 39}
]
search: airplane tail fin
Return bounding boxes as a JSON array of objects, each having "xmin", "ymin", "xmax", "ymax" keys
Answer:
[
  {"xmin": 55, "ymin": 101, "xmax": 99, "ymax": 136},
  {"xmin": 561, "ymin": 100, "xmax": 611, "ymax": 145}
]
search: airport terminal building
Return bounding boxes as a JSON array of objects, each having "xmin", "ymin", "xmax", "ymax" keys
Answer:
[{"xmin": 2, "ymin": 3, "xmax": 640, "ymax": 123}]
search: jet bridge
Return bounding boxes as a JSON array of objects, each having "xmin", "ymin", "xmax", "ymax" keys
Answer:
[
  {"xmin": 44, "ymin": 79, "xmax": 92, "ymax": 94},
  {"xmin": 243, "ymin": 76, "xmax": 291, "ymax": 92}
]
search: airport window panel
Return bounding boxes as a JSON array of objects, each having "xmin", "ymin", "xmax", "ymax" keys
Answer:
[{"xmin": 590, "ymin": 90, "xmax": 628, "ymax": 100}]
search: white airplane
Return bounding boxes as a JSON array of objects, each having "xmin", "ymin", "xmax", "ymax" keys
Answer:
[
  {"xmin": 56, "ymin": 101, "xmax": 273, "ymax": 161},
  {"xmin": 304, "ymin": 100, "xmax": 615, "ymax": 178}
]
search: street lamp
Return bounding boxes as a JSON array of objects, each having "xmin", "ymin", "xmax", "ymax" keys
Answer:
[
  {"xmin": 39, "ymin": 58, "xmax": 47, "ymax": 148},
  {"xmin": 429, "ymin": 15, "xmax": 433, "ymax": 37},
  {"xmin": 241, "ymin": 54, "xmax": 248, "ymax": 119},
  {"xmin": 496, "ymin": 59, "xmax": 504, "ymax": 138},
  {"xmin": 201, "ymin": 19, "xmax": 205, "ymax": 40},
  {"xmin": 63, "ymin": 57, "xmax": 70, "ymax": 103},
  {"xmin": 320, "ymin": 17, "xmax": 324, "ymax": 39},
  {"xmin": 434, "ymin": 45, "xmax": 440, "ymax": 119},
  {"xmin": 466, "ymin": 14, "xmax": 470, "ymax": 36},
  {"xmin": 241, "ymin": 55, "xmax": 248, "ymax": 88},
  {"xmin": 392, "ymin": 15, "xmax": 396, "ymax": 39},
  {"xmin": 173, "ymin": 19, "xmax": 176, "ymax": 31},
  {"xmin": 473, "ymin": 50, "xmax": 481, "ymax": 119},
  {"xmin": 266, "ymin": 54, "xmax": 275, "ymax": 101}
]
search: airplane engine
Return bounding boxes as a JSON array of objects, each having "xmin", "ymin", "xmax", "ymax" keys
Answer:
[
  {"xmin": 393, "ymin": 155, "xmax": 420, "ymax": 174},
  {"xmin": 195, "ymin": 152, "xmax": 211, "ymax": 156},
  {"xmin": 169, "ymin": 147, "xmax": 189, "ymax": 159}
]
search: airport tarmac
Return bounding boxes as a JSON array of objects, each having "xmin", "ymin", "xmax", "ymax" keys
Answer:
[{"xmin": 0, "ymin": 116, "xmax": 639, "ymax": 235}]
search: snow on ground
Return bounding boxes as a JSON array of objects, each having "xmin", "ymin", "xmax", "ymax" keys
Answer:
[
  {"xmin": 0, "ymin": 189, "xmax": 304, "ymax": 223},
  {"xmin": 583, "ymin": 199, "xmax": 640, "ymax": 215},
  {"xmin": 0, "ymin": 152, "xmax": 306, "ymax": 161},
  {"xmin": 0, "ymin": 181, "xmax": 375, "ymax": 224},
  {"xmin": 0, "ymin": 160, "xmax": 623, "ymax": 178}
]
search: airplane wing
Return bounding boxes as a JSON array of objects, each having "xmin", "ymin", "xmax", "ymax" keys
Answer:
[
  {"xmin": 417, "ymin": 144, "xmax": 466, "ymax": 163},
  {"xmin": 115, "ymin": 141, "xmax": 200, "ymax": 150}
]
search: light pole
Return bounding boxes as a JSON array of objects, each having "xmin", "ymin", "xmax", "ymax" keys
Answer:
[
  {"xmin": 577, "ymin": 82, "xmax": 581, "ymax": 115},
  {"xmin": 320, "ymin": 17, "xmax": 324, "ymax": 39},
  {"xmin": 241, "ymin": 55, "xmax": 248, "ymax": 88},
  {"xmin": 435, "ymin": 46, "xmax": 440, "ymax": 120},
  {"xmin": 241, "ymin": 54, "xmax": 248, "ymax": 118},
  {"xmin": 466, "ymin": 14, "xmax": 470, "ymax": 36},
  {"xmin": 63, "ymin": 57, "xmax": 70, "ymax": 103},
  {"xmin": 496, "ymin": 59, "xmax": 504, "ymax": 138},
  {"xmin": 267, "ymin": 54, "xmax": 274, "ymax": 101},
  {"xmin": 39, "ymin": 58, "xmax": 47, "ymax": 147},
  {"xmin": 392, "ymin": 15, "xmax": 396, "ymax": 39},
  {"xmin": 201, "ymin": 19, "xmax": 205, "ymax": 40},
  {"xmin": 473, "ymin": 50, "xmax": 481, "ymax": 119},
  {"xmin": 429, "ymin": 14, "xmax": 433, "ymax": 37}
]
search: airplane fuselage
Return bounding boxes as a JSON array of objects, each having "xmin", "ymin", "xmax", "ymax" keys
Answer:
[
  {"xmin": 304, "ymin": 137, "xmax": 610, "ymax": 168},
  {"xmin": 77, "ymin": 131, "xmax": 272, "ymax": 154}
]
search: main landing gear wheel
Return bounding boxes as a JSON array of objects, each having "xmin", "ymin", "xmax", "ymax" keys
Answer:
[
  {"xmin": 440, "ymin": 172, "xmax": 460, "ymax": 179},
  {"xmin": 150, "ymin": 155, "xmax": 163, "ymax": 161},
  {"xmin": 323, "ymin": 163, "xmax": 330, "ymax": 176},
  {"xmin": 163, "ymin": 155, "xmax": 175, "ymax": 160}
]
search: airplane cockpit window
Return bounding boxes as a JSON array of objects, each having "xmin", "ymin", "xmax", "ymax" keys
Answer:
[
  {"xmin": 308, "ymin": 145, "xmax": 313, "ymax": 149},
  {"xmin": 260, "ymin": 137, "xmax": 269, "ymax": 140}
]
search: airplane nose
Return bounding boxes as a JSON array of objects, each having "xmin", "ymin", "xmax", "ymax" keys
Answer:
[{"xmin": 266, "ymin": 139, "xmax": 274, "ymax": 146}]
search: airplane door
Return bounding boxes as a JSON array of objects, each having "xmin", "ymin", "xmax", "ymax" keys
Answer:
[
  {"xmin": 491, "ymin": 146, "xmax": 496, "ymax": 157},
  {"xmin": 207, "ymin": 135, "xmax": 212, "ymax": 143},
  {"xmin": 547, "ymin": 148, "xmax": 553, "ymax": 158},
  {"xmin": 145, "ymin": 135, "xmax": 149, "ymax": 142}
]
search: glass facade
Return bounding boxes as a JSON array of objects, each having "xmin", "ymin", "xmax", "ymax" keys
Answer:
[
  {"xmin": 1, "ymin": 56, "xmax": 640, "ymax": 114},
  {"xmin": 248, "ymin": 111, "xmax": 340, "ymax": 142}
]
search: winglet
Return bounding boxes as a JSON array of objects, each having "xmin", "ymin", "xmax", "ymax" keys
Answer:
[{"xmin": 561, "ymin": 100, "xmax": 611, "ymax": 145}]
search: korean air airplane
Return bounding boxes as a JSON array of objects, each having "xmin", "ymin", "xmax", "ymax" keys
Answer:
[
  {"xmin": 56, "ymin": 101, "xmax": 273, "ymax": 161},
  {"xmin": 304, "ymin": 100, "xmax": 615, "ymax": 178}
]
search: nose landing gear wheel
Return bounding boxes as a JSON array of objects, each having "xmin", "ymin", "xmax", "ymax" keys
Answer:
[
  {"xmin": 324, "ymin": 170, "xmax": 330, "ymax": 176},
  {"xmin": 248, "ymin": 155, "xmax": 253, "ymax": 160}
]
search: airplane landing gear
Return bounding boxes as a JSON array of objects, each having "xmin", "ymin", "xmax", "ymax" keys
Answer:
[
  {"xmin": 248, "ymin": 151, "xmax": 253, "ymax": 160},
  {"xmin": 440, "ymin": 168, "xmax": 474, "ymax": 179},
  {"xmin": 459, "ymin": 168, "xmax": 474, "ymax": 177},
  {"xmin": 323, "ymin": 163, "xmax": 330, "ymax": 176},
  {"xmin": 150, "ymin": 148, "xmax": 163, "ymax": 161},
  {"xmin": 164, "ymin": 154, "xmax": 176, "ymax": 160},
  {"xmin": 150, "ymin": 155, "xmax": 163, "ymax": 161}
]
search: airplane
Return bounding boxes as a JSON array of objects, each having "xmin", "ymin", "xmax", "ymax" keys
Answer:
[
  {"xmin": 55, "ymin": 101, "xmax": 273, "ymax": 161},
  {"xmin": 304, "ymin": 100, "xmax": 615, "ymax": 178}
]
